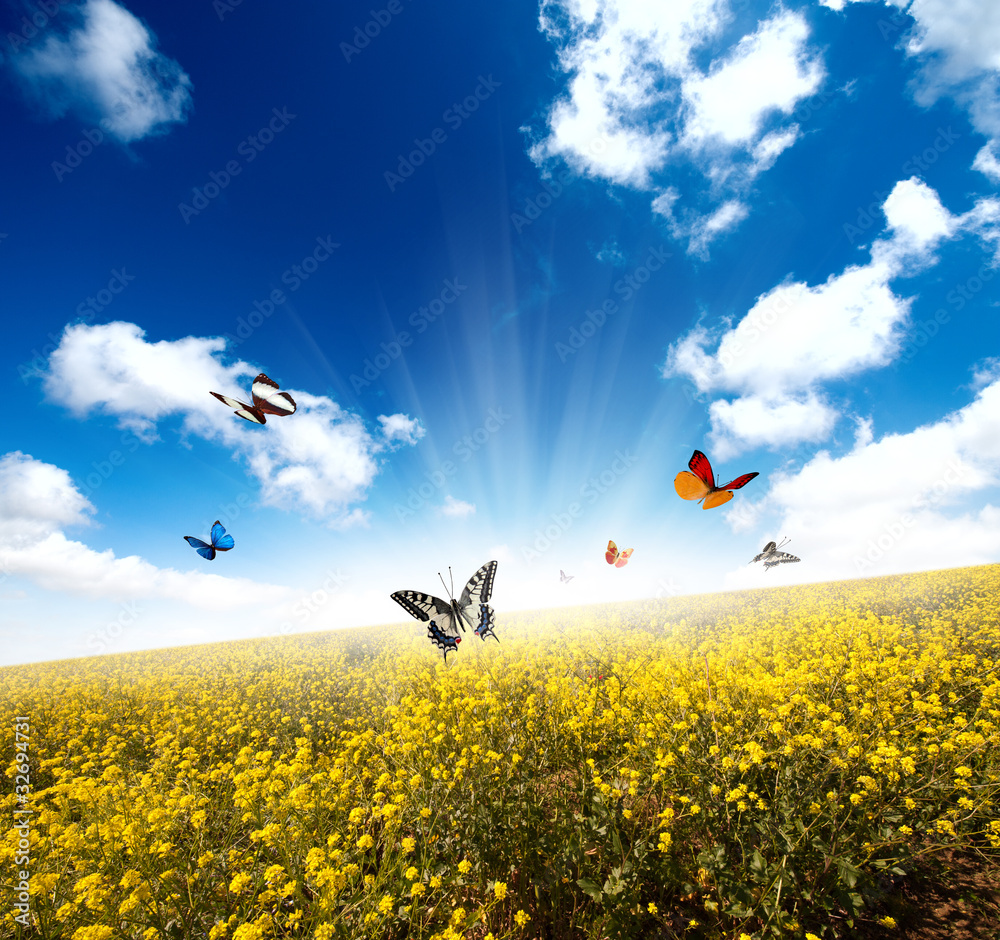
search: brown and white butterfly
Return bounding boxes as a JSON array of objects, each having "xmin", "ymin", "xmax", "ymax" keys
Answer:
[
  {"xmin": 750, "ymin": 537, "xmax": 800, "ymax": 571},
  {"xmin": 210, "ymin": 373, "xmax": 296, "ymax": 424}
]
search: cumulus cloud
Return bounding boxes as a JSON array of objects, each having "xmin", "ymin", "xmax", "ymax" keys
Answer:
[
  {"xmin": 439, "ymin": 495, "xmax": 476, "ymax": 518},
  {"xmin": 378, "ymin": 413, "xmax": 426, "ymax": 447},
  {"xmin": 8, "ymin": 0, "xmax": 192, "ymax": 142},
  {"xmin": 664, "ymin": 178, "xmax": 996, "ymax": 455},
  {"xmin": 528, "ymin": 1, "xmax": 824, "ymax": 253},
  {"xmin": 42, "ymin": 321, "xmax": 424, "ymax": 522},
  {"xmin": 0, "ymin": 451, "xmax": 287, "ymax": 607},
  {"xmin": 722, "ymin": 375, "xmax": 1000, "ymax": 588}
]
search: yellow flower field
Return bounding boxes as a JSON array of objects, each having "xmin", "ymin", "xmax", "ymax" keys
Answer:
[{"xmin": 3, "ymin": 565, "xmax": 999, "ymax": 939}]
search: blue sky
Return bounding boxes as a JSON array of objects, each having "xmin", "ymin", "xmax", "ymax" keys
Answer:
[{"xmin": 2, "ymin": 0, "xmax": 999, "ymax": 666}]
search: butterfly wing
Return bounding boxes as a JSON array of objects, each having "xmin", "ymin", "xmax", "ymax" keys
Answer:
[
  {"xmin": 751, "ymin": 541, "xmax": 777, "ymax": 564},
  {"xmin": 687, "ymin": 451, "xmax": 716, "ymax": 487},
  {"xmin": 673, "ymin": 471, "xmax": 711, "ymax": 501},
  {"xmin": 614, "ymin": 548, "xmax": 633, "ymax": 568},
  {"xmin": 560, "ymin": 570, "xmax": 574, "ymax": 582},
  {"xmin": 763, "ymin": 553, "xmax": 799, "ymax": 571},
  {"xmin": 458, "ymin": 561, "xmax": 499, "ymax": 643},
  {"xmin": 184, "ymin": 536, "xmax": 216, "ymax": 561},
  {"xmin": 209, "ymin": 391, "xmax": 266, "ymax": 424},
  {"xmin": 209, "ymin": 521, "xmax": 235, "ymax": 552},
  {"xmin": 251, "ymin": 374, "xmax": 297, "ymax": 417},
  {"xmin": 606, "ymin": 540, "xmax": 620, "ymax": 564},
  {"xmin": 701, "ymin": 490, "xmax": 734, "ymax": 509},
  {"xmin": 714, "ymin": 471, "xmax": 759, "ymax": 491},
  {"xmin": 391, "ymin": 590, "xmax": 462, "ymax": 660}
]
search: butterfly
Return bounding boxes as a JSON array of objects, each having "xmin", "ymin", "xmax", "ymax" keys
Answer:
[
  {"xmin": 210, "ymin": 373, "xmax": 297, "ymax": 424},
  {"xmin": 674, "ymin": 450, "xmax": 758, "ymax": 509},
  {"xmin": 560, "ymin": 569, "xmax": 574, "ymax": 583},
  {"xmin": 390, "ymin": 561, "xmax": 498, "ymax": 661},
  {"xmin": 183, "ymin": 520, "xmax": 235, "ymax": 561},
  {"xmin": 750, "ymin": 537, "xmax": 800, "ymax": 571},
  {"xmin": 605, "ymin": 540, "xmax": 633, "ymax": 568}
]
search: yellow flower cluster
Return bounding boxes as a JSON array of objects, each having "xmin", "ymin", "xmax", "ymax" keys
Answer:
[{"xmin": 1, "ymin": 564, "xmax": 997, "ymax": 938}]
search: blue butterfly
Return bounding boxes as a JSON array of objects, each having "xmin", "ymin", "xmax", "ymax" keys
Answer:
[{"xmin": 184, "ymin": 521, "xmax": 235, "ymax": 561}]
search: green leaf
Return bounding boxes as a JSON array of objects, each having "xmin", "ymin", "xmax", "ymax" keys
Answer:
[
  {"xmin": 835, "ymin": 858, "xmax": 860, "ymax": 888},
  {"xmin": 577, "ymin": 878, "xmax": 603, "ymax": 902}
]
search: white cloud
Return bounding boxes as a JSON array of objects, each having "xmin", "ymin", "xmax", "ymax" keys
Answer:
[
  {"xmin": 42, "ymin": 321, "xmax": 424, "ymax": 522},
  {"xmin": 9, "ymin": 0, "xmax": 192, "ymax": 142},
  {"xmin": 722, "ymin": 376, "xmax": 1000, "ymax": 588},
  {"xmin": 529, "ymin": 1, "xmax": 824, "ymax": 251},
  {"xmin": 0, "ymin": 450, "xmax": 93, "ymax": 544},
  {"xmin": 0, "ymin": 452, "xmax": 287, "ymax": 608},
  {"xmin": 378, "ymin": 413, "xmax": 426, "ymax": 447},
  {"xmin": 682, "ymin": 13, "xmax": 819, "ymax": 148},
  {"xmin": 971, "ymin": 356, "xmax": 1000, "ymax": 390},
  {"xmin": 973, "ymin": 142, "xmax": 1000, "ymax": 182},
  {"xmin": 594, "ymin": 240, "xmax": 626, "ymax": 264},
  {"xmin": 821, "ymin": 0, "xmax": 1000, "ymax": 176},
  {"xmin": 707, "ymin": 393, "xmax": 839, "ymax": 459},
  {"xmin": 677, "ymin": 199, "xmax": 750, "ymax": 258},
  {"xmin": 663, "ymin": 178, "xmax": 990, "ymax": 454},
  {"xmin": 440, "ymin": 495, "xmax": 476, "ymax": 518}
]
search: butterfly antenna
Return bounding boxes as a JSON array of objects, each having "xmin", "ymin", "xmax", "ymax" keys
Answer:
[
  {"xmin": 437, "ymin": 570, "xmax": 449, "ymax": 597},
  {"xmin": 777, "ymin": 536, "xmax": 791, "ymax": 550}
]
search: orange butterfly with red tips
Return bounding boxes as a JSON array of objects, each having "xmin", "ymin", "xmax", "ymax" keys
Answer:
[
  {"xmin": 605, "ymin": 540, "xmax": 633, "ymax": 567},
  {"xmin": 674, "ymin": 450, "xmax": 758, "ymax": 509}
]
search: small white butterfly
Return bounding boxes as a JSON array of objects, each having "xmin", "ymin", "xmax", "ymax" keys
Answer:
[
  {"xmin": 391, "ymin": 561, "xmax": 498, "ymax": 661},
  {"xmin": 750, "ymin": 537, "xmax": 800, "ymax": 571},
  {"xmin": 560, "ymin": 570, "xmax": 574, "ymax": 583}
]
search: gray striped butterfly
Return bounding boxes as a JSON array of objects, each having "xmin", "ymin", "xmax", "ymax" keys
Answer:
[
  {"xmin": 391, "ymin": 561, "xmax": 498, "ymax": 661},
  {"xmin": 750, "ymin": 537, "xmax": 800, "ymax": 571}
]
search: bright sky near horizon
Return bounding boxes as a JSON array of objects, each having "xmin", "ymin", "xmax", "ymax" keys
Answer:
[{"xmin": 1, "ymin": 0, "xmax": 998, "ymax": 667}]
